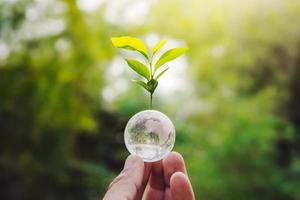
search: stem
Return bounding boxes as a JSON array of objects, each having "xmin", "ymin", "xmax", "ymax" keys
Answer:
[
  {"xmin": 148, "ymin": 54, "xmax": 154, "ymax": 110},
  {"xmin": 150, "ymin": 92, "xmax": 153, "ymax": 109}
]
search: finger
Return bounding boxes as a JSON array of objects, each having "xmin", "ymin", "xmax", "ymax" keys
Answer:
[
  {"xmin": 170, "ymin": 172, "xmax": 195, "ymax": 200},
  {"xmin": 163, "ymin": 151, "xmax": 187, "ymax": 186},
  {"xmin": 135, "ymin": 162, "xmax": 152, "ymax": 200},
  {"xmin": 144, "ymin": 160, "xmax": 165, "ymax": 200},
  {"xmin": 103, "ymin": 155, "xmax": 144, "ymax": 200}
]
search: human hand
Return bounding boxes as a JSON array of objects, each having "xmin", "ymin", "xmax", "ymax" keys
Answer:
[{"xmin": 103, "ymin": 152, "xmax": 195, "ymax": 200}]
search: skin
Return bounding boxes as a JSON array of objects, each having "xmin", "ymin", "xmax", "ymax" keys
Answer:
[{"xmin": 103, "ymin": 152, "xmax": 195, "ymax": 200}]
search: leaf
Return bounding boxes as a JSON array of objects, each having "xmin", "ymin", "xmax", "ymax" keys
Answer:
[
  {"xmin": 147, "ymin": 79, "xmax": 158, "ymax": 94},
  {"xmin": 154, "ymin": 67, "xmax": 170, "ymax": 80},
  {"xmin": 152, "ymin": 39, "xmax": 166, "ymax": 55},
  {"xmin": 154, "ymin": 47, "xmax": 188, "ymax": 71},
  {"xmin": 111, "ymin": 36, "xmax": 149, "ymax": 59},
  {"xmin": 125, "ymin": 59, "xmax": 150, "ymax": 80},
  {"xmin": 132, "ymin": 80, "xmax": 149, "ymax": 91}
]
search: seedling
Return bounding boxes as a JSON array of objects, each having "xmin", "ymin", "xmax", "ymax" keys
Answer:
[
  {"xmin": 111, "ymin": 36, "xmax": 188, "ymax": 162},
  {"xmin": 111, "ymin": 36, "xmax": 188, "ymax": 109}
]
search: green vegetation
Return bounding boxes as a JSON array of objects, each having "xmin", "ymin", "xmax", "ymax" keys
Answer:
[
  {"xmin": 0, "ymin": 0, "xmax": 300, "ymax": 200},
  {"xmin": 111, "ymin": 36, "xmax": 187, "ymax": 109}
]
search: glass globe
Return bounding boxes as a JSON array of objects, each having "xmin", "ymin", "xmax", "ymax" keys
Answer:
[{"xmin": 124, "ymin": 110, "xmax": 176, "ymax": 162}]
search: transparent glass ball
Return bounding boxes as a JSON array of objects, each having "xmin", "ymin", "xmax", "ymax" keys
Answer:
[{"xmin": 124, "ymin": 110, "xmax": 176, "ymax": 162}]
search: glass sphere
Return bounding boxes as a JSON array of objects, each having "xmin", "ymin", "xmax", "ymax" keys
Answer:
[{"xmin": 124, "ymin": 110, "xmax": 176, "ymax": 162}]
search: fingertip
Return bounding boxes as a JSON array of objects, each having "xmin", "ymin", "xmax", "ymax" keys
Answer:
[
  {"xmin": 126, "ymin": 154, "xmax": 143, "ymax": 162},
  {"xmin": 124, "ymin": 154, "xmax": 144, "ymax": 170},
  {"xmin": 162, "ymin": 151, "xmax": 187, "ymax": 186},
  {"xmin": 104, "ymin": 155, "xmax": 145, "ymax": 200},
  {"xmin": 170, "ymin": 172, "xmax": 195, "ymax": 200},
  {"xmin": 170, "ymin": 172, "xmax": 189, "ymax": 187},
  {"xmin": 165, "ymin": 151, "xmax": 185, "ymax": 165}
]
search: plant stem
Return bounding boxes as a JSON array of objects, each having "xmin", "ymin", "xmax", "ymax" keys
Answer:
[
  {"xmin": 150, "ymin": 92, "xmax": 153, "ymax": 109},
  {"xmin": 149, "ymin": 54, "xmax": 154, "ymax": 110}
]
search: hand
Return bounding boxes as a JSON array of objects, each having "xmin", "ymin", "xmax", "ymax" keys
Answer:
[{"xmin": 103, "ymin": 152, "xmax": 195, "ymax": 200}]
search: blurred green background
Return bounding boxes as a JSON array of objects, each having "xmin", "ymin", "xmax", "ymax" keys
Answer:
[{"xmin": 1, "ymin": 0, "xmax": 300, "ymax": 199}]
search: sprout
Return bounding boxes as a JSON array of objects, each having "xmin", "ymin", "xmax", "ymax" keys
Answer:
[{"xmin": 111, "ymin": 36, "xmax": 188, "ymax": 109}]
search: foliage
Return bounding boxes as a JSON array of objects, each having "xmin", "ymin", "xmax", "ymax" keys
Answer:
[{"xmin": 111, "ymin": 36, "xmax": 187, "ymax": 109}]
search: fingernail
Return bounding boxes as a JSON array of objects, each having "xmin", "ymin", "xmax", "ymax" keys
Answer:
[{"xmin": 124, "ymin": 155, "xmax": 142, "ymax": 170}]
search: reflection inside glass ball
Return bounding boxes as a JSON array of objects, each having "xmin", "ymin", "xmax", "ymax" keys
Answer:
[{"xmin": 124, "ymin": 110, "xmax": 176, "ymax": 162}]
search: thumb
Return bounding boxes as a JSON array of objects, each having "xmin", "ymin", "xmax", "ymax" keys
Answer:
[{"xmin": 103, "ymin": 155, "xmax": 145, "ymax": 200}]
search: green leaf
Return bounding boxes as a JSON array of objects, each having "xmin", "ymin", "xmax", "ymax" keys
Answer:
[
  {"xmin": 154, "ymin": 67, "xmax": 170, "ymax": 80},
  {"xmin": 147, "ymin": 79, "xmax": 158, "ymax": 94},
  {"xmin": 132, "ymin": 79, "xmax": 158, "ymax": 94},
  {"xmin": 132, "ymin": 80, "xmax": 149, "ymax": 91},
  {"xmin": 152, "ymin": 39, "xmax": 166, "ymax": 55},
  {"xmin": 125, "ymin": 59, "xmax": 150, "ymax": 80},
  {"xmin": 111, "ymin": 36, "xmax": 149, "ymax": 59},
  {"xmin": 154, "ymin": 47, "xmax": 188, "ymax": 71}
]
